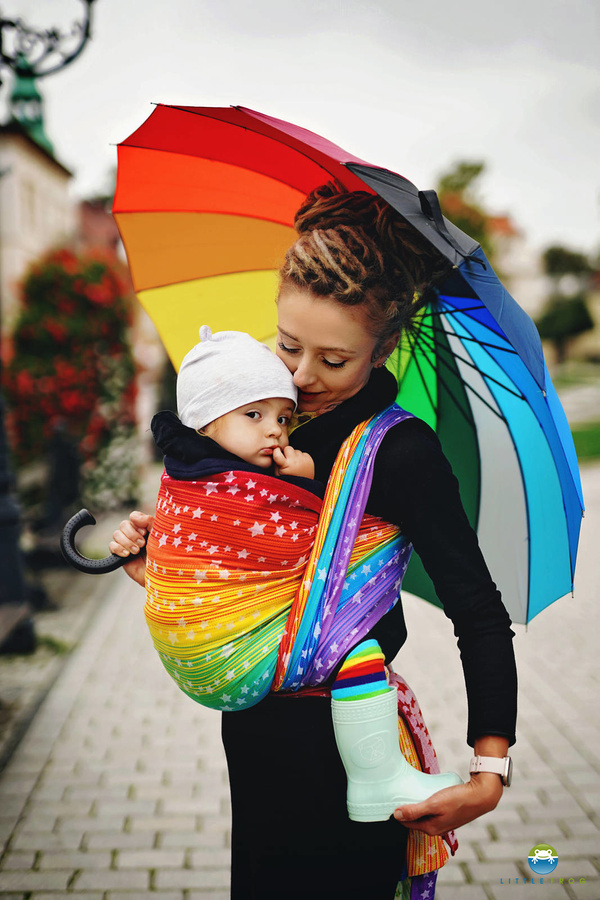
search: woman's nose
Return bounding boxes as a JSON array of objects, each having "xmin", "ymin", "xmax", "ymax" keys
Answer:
[{"xmin": 292, "ymin": 358, "xmax": 317, "ymax": 388}]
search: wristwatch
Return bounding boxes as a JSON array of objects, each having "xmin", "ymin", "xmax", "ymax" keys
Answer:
[{"xmin": 469, "ymin": 755, "xmax": 513, "ymax": 787}]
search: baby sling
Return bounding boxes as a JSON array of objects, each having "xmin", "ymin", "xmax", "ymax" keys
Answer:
[
  {"xmin": 144, "ymin": 403, "xmax": 458, "ymax": 895},
  {"xmin": 144, "ymin": 404, "xmax": 413, "ymax": 707}
]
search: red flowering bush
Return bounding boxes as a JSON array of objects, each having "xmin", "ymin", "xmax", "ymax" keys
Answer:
[{"xmin": 4, "ymin": 247, "xmax": 139, "ymax": 510}]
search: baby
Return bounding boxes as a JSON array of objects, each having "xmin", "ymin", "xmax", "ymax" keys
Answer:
[{"xmin": 152, "ymin": 324, "xmax": 318, "ymax": 487}]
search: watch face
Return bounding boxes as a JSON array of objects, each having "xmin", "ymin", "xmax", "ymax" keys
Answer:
[{"xmin": 504, "ymin": 756, "xmax": 513, "ymax": 787}]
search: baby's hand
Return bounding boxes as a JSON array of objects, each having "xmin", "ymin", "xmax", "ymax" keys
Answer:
[
  {"xmin": 109, "ymin": 510, "xmax": 154, "ymax": 587},
  {"xmin": 273, "ymin": 446, "xmax": 315, "ymax": 479}
]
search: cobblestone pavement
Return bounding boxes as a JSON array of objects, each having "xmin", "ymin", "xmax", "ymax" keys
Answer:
[{"xmin": 0, "ymin": 465, "xmax": 598, "ymax": 900}]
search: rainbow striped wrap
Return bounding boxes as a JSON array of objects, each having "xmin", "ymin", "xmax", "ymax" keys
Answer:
[{"xmin": 144, "ymin": 404, "xmax": 414, "ymax": 710}]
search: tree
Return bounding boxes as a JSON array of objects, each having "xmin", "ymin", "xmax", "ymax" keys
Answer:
[
  {"xmin": 536, "ymin": 244, "xmax": 595, "ymax": 363},
  {"xmin": 535, "ymin": 294, "xmax": 594, "ymax": 364},
  {"xmin": 436, "ymin": 161, "xmax": 495, "ymax": 260}
]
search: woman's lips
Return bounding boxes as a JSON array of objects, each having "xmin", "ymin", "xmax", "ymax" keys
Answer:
[{"xmin": 298, "ymin": 390, "xmax": 323, "ymax": 400}]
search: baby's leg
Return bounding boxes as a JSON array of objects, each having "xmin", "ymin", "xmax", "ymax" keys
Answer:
[{"xmin": 331, "ymin": 639, "xmax": 462, "ymax": 822}]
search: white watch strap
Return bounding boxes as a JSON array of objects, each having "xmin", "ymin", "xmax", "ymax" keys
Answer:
[
  {"xmin": 469, "ymin": 755, "xmax": 512, "ymax": 786},
  {"xmin": 469, "ymin": 756, "xmax": 504, "ymax": 776}
]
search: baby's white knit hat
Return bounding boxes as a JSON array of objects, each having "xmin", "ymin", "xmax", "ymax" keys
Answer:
[{"xmin": 177, "ymin": 325, "xmax": 297, "ymax": 431}]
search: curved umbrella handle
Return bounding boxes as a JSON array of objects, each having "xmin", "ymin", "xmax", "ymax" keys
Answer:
[{"xmin": 61, "ymin": 509, "xmax": 129, "ymax": 574}]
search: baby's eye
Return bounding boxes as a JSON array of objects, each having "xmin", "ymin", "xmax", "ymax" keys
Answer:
[
  {"xmin": 322, "ymin": 358, "xmax": 347, "ymax": 369},
  {"xmin": 245, "ymin": 410, "xmax": 261, "ymax": 420},
  {"xmin": 277, "ymin": 415, "xmax": 290, "ymax": 426},
  {"xmin": 278, "ymin": 341, "xmax": 300, "ymax": 355}
]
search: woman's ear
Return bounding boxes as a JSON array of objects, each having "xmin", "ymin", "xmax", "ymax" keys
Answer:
[{"xmin": 373, "ymin": 331, "xmax": 400, "ymax": 368}]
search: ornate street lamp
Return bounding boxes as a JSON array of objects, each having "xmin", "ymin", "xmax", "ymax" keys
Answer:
[{"xmin": 0, "ymin": 1, "xmax": 96, "ymax": 651}]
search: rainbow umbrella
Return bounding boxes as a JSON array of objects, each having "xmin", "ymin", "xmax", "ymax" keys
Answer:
[{"xmin": 113, "ymin": 104, "xmax": 583, "ymax": 624}]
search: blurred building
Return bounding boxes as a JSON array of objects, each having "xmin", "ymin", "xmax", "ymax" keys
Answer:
[
  {"xmin": 0, "ymin": 71, "xmax": 165, "ymax": 463},
  {"xmin": 0, "ymin": 120, "xmax": 74, "ymax": 334}
]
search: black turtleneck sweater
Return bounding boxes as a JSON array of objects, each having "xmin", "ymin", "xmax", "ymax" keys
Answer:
[
  {"xmin": 288, "ymin": 367, "xmax": 517, "ymax": 747},
  {"xmin": 153, "ymin": 366, "xmax": 517, "ymax": 747}
]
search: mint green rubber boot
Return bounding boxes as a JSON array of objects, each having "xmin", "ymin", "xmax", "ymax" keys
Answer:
[{"xmin": 332, "ymin": 686, "xmax": 463, "ymax": 822}]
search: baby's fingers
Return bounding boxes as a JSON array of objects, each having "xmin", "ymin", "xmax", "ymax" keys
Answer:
[{"xmin": 272, "ymin": 447, "xmax": 287, "ymax": 467}]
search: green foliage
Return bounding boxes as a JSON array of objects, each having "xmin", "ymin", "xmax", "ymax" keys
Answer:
[
  {"xmin": 536, "ymin": 293, "xmax": 594, "ymax": 363},
  {"xmin": 570, "ymin": 420, "xmax": 600, "ymax": 461},
  {"xmin": 437, "ymin": 161, "xmax": 486, "ymax": 196},
  {"xmin": 543, "ymin": 246, "xmax": 591, "ymax": 278},
  {"xmin": 4, "ymin": 247, "xmax": 139, "ymax": 510},
  {"xmin": 436, "ymin": 160, "xmax": 495, "ymax": 260}
]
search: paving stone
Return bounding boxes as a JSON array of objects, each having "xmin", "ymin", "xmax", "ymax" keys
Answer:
[
  {"xmin": 435, "ymin": 862, "xmax": 467, "ymax": 884},
  {"xmin": 93, "ymin": 800, "xmax": 158, "ymax": 816},
  {"xmin": 129, "ymin": 815, "xmax": 197, "ymax": 831},
  {"xmin": 55, "ymin": 815, "xmax": 126, "ymax": 833},
  {"xmin": 116, "ymin": 849, "xmax": 185, "ymax": 868},
  {"xmin": 38, "ymin": 851, "xmax": 112, "ymax": 870},
  {"xmin": 0, "ymin": 871, "xmax": 72, "ymax": 891},
  {"xmin": 84, "ymin": 831, "xmax": 156, "ymax": 850},
  {"xmin": 73, "ymin": 869, "xmax": 149, "ymax": 890},
  {"xmin": 108, "ymin": 893, "xmax": 183, "ymax": 900},
  {"xmin": 562, "ymin": 818, "xmax": 600, "ymax": 836},
  {"xmin": 493, "ymin": 823, "xmax": 566, "ymax": 842},
  {"xmin": 66, "ymin": 785, "xmax": 131, "ymax": 801},
  {"xmin": 568, "ymin": 878, "xmax": 600, "ymax": 899},
  {"xmin": 435, "ymin": 886, "xmax": 490, "ymax": 900},
  {"xmin": 0, "ymin": 851, "xmax": 36, "ymax": 870},
  {"xmin": 26, "ymin": 800, "xmax": 93, "ymax": 818},
  {"xmin": 480, "ymin": 840, "xmax": 541, "ymax": 860},
  {"xmin": 159, "ymin": 830, "xmax": 227, "ymax": 850},
  {"xmin": 31, "ymin": 894, "xmax": 103, "ymax": 900},
  {"xmin": 155, "ymin": 868, "xmax": 230, "ymax": 889},
  {"xmin": 487, "ymin": 881, "xmax": 570, "ymax": 899},
  {"xmin": 14, "ymin": 813, "xmax": 58, "ymax": 833},
  {"xmin": 466, "ymin": 861, "xmax": 522, "ymax": 881},
  {"xmin": 188, "ymin": 892, "xmax": 229, "ymax": 900},
  {"xmin": 10, "ymin": 831, "xmax": 83, "ymax": 852},
  {"xmin": 188, "ymin": 849, "xmax": 232, "ymax": 869}
]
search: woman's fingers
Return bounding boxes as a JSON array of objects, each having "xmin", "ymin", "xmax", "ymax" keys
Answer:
[{"xmin": 393, "ymin": 778, "xmax": 503, "ymax": 835}]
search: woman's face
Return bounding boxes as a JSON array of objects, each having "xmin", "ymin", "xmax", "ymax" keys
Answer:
[{"xmin": 276, "ymin": 284, "xmax": 393, "ymax": 415}]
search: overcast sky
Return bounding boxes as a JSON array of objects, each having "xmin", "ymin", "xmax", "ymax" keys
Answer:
[{"xmin": 3, "ymin": 0, "xmax": 599, "ymax": 253}]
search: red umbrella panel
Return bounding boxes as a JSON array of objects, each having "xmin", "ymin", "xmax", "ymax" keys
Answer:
[{"xmin": 114, "ymin": 104, "xmax": 379, "ymax": 367}]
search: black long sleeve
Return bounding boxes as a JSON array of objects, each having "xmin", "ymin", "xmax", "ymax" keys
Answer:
[{"xmin": 290, "ymin": 368, "xmax": 517, "ymax": 747}]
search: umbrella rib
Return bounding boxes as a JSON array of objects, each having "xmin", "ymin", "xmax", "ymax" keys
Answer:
[
  {"xmin": 405, "ymin": 330, "xmax": 489, "ymax": 426},
  {"xmin": 414, "ymin": 322, "xmax": 526, "ymax": 402},
  {"xmin": 402, "ymin": 331, "xmax": 439, "ymax": 415},
  {"xmin": 420, "ymin": 302, "xmax": 509, "ymax": 344},
  {"xmin": 407, "ymin": 328, "xmax": 512, "ymax": 421},
  {"xmin": 428, "ymin": 322, "xmax": 517, "ymax": 355}
]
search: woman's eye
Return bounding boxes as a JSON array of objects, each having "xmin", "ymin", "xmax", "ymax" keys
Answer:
[
  {"xmin": 322, "ymin": 358, "xmax": 346, "ymax": 369},
  {"xmin": 245, "ymin": 411, "xmax": 261, "ymax": 420},
  {"xmin": 278, "ymin": 341, "xmax": 299, "ymax": 354}
]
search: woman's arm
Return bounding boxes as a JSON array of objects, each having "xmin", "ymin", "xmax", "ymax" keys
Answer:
[
  {"xmin": 367, "ymin": 418, "xmax": 517, "ymax": 833},
  {"xmin": 368, "ymin": 418, "xmax": 518, "ymax": 747},
  {"xmin": 108, "ymin": 510, "xmax": 154, "ymax": 587}
]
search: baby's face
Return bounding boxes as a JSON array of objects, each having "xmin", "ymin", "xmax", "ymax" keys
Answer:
[{"xmin": 204, "ymin": 397, "xmax": 294, "ymax": 468}]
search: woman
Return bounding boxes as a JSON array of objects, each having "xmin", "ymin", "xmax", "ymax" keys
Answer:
[{"xmin": 112, "ymin": 182, "xmax": 517, "ymax": 900}]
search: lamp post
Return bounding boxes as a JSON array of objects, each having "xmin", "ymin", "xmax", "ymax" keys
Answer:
[{"xmin": 0, "ymin": 1, "xmax": 96, "ymax": 651}]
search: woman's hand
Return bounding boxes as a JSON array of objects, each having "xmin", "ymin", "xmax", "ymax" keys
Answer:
[
  {"xmin": 393, "ymin": 772, "xmax": 503, "ymax": 835},
  {"xmin": 273, "ymin": 446, "xmax": 315, "ymax": 479},
  {"xmin": 109, "ymin": 510, "xmax": 154, "ymax": 587}
]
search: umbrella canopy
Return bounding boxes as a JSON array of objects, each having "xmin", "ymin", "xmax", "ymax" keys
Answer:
[{"xmin": 114, "ymin": 104, "xmax": 584, "ymax": 624}]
